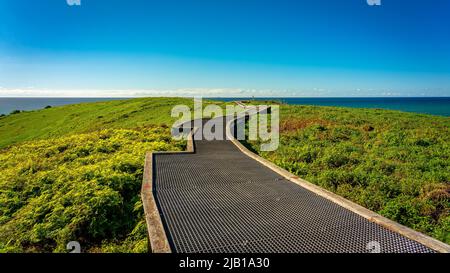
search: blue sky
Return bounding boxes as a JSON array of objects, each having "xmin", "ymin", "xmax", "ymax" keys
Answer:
[{"xmin": 0, "ymin": 0, "xmax": 449, "ymax": 97}]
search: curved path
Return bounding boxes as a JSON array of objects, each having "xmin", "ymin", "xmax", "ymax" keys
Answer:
[{"xmin": 152, "ymin": 116, "xmax": 437, "ymax": 253}]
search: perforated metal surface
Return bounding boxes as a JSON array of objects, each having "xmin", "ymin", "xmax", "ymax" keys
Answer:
[{"xmin": 153, "ymin": 117, "xmax": 434, "ymax": 253}]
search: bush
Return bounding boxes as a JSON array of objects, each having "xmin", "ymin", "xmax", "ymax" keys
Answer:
[
  {"xmin": 0, "ymin": 126, "xmax": 186, "ymax": 252},
  {"xmin": 246, "ymin": 105, "xmax": 450, "ymax": 244}
]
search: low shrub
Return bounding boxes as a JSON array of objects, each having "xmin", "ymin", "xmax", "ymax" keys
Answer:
[
  {"xmin": 0, "ymin": 126, "xmax": 185, "ymax": 252},
  {"xmin": 248, "ymin": 105, "xmax": 450, "ymax": 244}
]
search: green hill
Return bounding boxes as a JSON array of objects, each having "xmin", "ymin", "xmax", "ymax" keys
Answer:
[
  {"xmin": 1, "ymin": 98, "xmax": 448, "ymax": 252},
  {"xmin": 246, "ymin": 104, "xmax": 450, "ymax": 244},
  {"xmin": 0, "ymin": 126, "xmax": 183, "ymax": 253},
  {"xmin": 0, "ymin": 97, "xmax": 201, "ymax": 148},
  {"xmin": 0, "ymin": 97, "xmax": 226, "ymax": 253}
]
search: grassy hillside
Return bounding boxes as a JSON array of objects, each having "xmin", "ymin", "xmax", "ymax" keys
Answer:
[
  {"xmin": 246, "ymin": 105, "xmax": 450, "ymax": 244},
  {"xmin": 0, "ymin": 97, "xmax": 226, "ymax": 253},
  {"xmin": 0, "ymin": 97, "xmax": 225, "ymax": 148},
  {"xmin": 1, "ymin": 98, "xmax": 448, "ymax": 251},
  {"xmin": 0, "ymin": 126, "xmax": 183, "ymax": 253}
]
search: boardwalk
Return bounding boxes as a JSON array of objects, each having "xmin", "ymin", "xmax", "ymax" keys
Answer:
[{"xmin": 152, "ymin": 116, "xmax": 435, "ymax": 253}]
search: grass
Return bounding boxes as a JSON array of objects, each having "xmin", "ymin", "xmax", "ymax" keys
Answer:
[
  {"xmin": 1, "ymin": 97, "xmax": 448, "ymax": 251},
  {"xmin": 0, "ymin": 97, "xmax": 230, "ymax": 149},
  {"xmin": 245, "ymin": 104, "xmax": 450, "ymax": 244},
  {"xmin": 0, "ymin": 126, "xmax": 184, "ymax": 253},
  {"xmin": 0, "ymin": 97, "xmax": 231, "ymax": 253}
]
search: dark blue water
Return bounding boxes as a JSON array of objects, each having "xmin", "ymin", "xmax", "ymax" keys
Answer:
[
  {"xmin": 0, "ymin": 98, "xmax": 129, "ymax": 115},
  {"xmin": 0, "ymin": 97, "xmax": 449, "ymax": 117},
  {"xmin": 214, "ymin": 97, "xmax": 450, "ymax": 117}
]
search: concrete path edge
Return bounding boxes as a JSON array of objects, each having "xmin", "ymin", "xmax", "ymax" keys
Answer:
[{"xmin": 141, "ymin": 127, "xmax": 197, "ymax": 253}]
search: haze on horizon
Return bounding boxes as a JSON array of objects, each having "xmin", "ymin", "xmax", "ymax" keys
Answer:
[{"xmin": 0, "ymin": 0, "xmax": 449, "ymax": 97}]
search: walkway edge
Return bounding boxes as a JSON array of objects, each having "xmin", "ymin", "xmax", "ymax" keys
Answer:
[
  {"xmin": 141, "ymin": 127, "xmax": 197, "ymax": 253},
  {"xmin": 226, "ymin": 116, "xmax": 450, "ymax": 253}
]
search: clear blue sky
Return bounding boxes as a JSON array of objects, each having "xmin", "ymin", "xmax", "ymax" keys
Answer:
[{"xmin": 0, "ymin": 0, "xmax": 449, "ymax": 97}]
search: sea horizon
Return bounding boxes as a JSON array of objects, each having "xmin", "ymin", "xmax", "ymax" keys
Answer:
[{"xmin": 1, "ymin": 96, "xmax": 450, "ymax": 117}]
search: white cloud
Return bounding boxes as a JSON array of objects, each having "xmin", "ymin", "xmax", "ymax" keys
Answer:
[
  {"xmin": 4, "ymin": 87, "xmax": 417, "ymax": 97},
  {"xmin": 0, "ymin": 88, "xmax": 329, "ymax": 98}
]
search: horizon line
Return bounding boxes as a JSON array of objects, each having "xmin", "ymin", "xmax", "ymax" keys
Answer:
[{"xmin": 1, "ymin": 96, "xmax": 450, "ymax": 98}]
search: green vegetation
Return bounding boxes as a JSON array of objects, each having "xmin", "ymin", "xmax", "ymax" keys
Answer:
[
  {"xmin": 0, "ymin": 126, "xmax": 185, "ymax": 253},
  {"xmin": 2, "ymin": 97, "xmax": 447, "ymax": 251},
  {"xmin": 245, "ymin": 105, "xmax": 450, "ymax": 244},
  {"xmin": 10, "ymin": 110, "xmax": 21, "ymax": 115},
  {"xmin": 0, "ymin": 97, "xmax": 229, "ymax": 253},
  {"xmin": 0, "ymin": 97, "xmax": 200, "ymax": 148},
  {"xmin": 0, "ymin": 97, "xmax": 234, "ymax": 149}
]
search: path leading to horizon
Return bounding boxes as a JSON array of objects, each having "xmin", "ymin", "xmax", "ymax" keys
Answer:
[{"xmin": 152, "ymin": 116, "xmax": 434, "ymax": 253}]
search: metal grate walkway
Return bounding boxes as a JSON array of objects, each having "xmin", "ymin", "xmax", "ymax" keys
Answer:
[{"xmin": 153, "ymin": 117, "xmax": 434, "ymax": 253}]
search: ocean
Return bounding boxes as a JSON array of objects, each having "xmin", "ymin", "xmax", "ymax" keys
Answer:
[
  {"xmin": 0, "ymin": 97, "xmax": 449, "ymax": 117},
  {"xmin": 0, "ymin": 98, "xmax": 128, "ymax": 115},
  {"xmin": 215, "ymin": 97, "xmax": 450, "ymax": 117}
]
